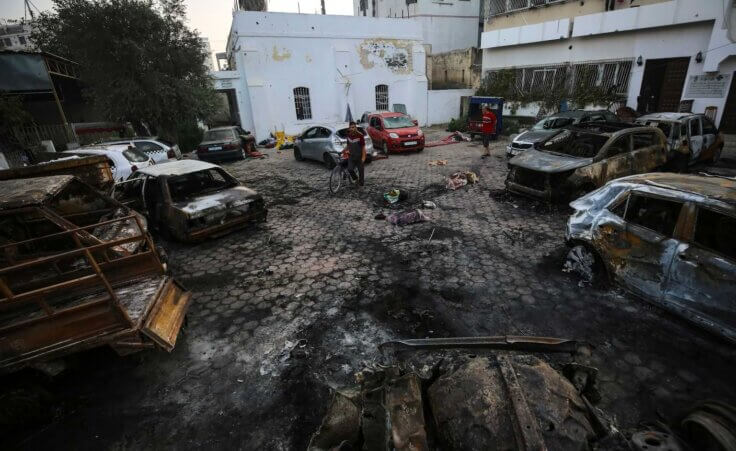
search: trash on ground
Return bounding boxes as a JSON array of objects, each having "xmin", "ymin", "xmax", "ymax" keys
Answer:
[
  {"xmin": 387, "ymin": 209, "xmax": 429, "ymax": 226},
  {"xmin": 374, "ymin": 213, "xmax": 386, "ymax": 220},
  {"xmin": 421, "ymin": 200, "xmax": 437, "ymax": 209},
  {"xmin": 383, "ymin": 189, "xmax": 408, "ymax": 204},
  {"xmin": 446, "ymin": 171, "xmax": 479, "ymax": 190},
  {"xmin": 425, "ymin": 131, "xmax": 471, "ymax": 148},
  {"xmin": 428, "ymin": 159, "xmax": 448, "ymax": 166}
]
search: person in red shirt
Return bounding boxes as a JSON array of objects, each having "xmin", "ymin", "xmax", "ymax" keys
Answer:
[{"xmin": 481, "ymin": 106, "xmax": 497, "ymax": 157}]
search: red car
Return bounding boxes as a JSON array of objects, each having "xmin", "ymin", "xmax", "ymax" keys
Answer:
[{"xmin": 365, "ymin": 112, "xmax": 424, "ymax": 154}]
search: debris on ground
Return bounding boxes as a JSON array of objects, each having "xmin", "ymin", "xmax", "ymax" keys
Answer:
[
  {"xmin": 562, "ymin": 244, "xmax": 596, "ymax": 285},
  {"xmin": 278, "ymin": 142, "xmax": 294, "ymax": 150},
  {"xmin": 425, "ymin": 132, "xmax": 471, "ymax": 148},
  {"xmin": 446, "ymin": 171, "xmax": 479, "ymax": 190},
  {"xmin": 427, "ymin": 159, "xmax": 448, "ymax": 166},
  {"xmin": 387, "ymin": 209, "xmax": 429, "ymax": 226},
  {"xmin": 421, "ymin": 200, "xmax": 437, "ymax": 209},
  {"xmin": 383, "ymin": 189, "xmax": 408, "ymax": 204},
  {"xmin": 374, "ymin": 213, "xmax": 386, "ymax": 220}
]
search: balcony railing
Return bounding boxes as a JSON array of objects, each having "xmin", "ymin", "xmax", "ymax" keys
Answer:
[{"xmin": 483, "ymin": 0, "xmax": 567, "ymax": 20}]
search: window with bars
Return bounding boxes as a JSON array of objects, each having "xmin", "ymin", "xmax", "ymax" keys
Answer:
[
  {"xmin": 293, "ymin": 87, "xmax": 312, "ymax": 120},
  {"xmin": 375, "ymin": 84, "xmax": 389, "ymax": 110}
]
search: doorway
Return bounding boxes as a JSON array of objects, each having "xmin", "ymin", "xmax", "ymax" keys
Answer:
[
  {"xmin": 638, "ymin": 57, "xmax": 690, "ymax": 113},
  {"xmin": 720, "ymin": 72, "xmax": 736, "ymax": 133}
]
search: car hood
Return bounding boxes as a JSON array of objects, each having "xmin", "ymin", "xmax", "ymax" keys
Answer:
[
  {"xmin": 509, "ymin": 149, "xmax": 592, "ymax": 173},
  {"xmin": 514, "ymin": 129, "xmax": 558, "ymax": 143},
  {"xmin": 386, "ymin": 126, "xmax": 420, "ymax": 135},
  {"xmin": 173, "ymin": 186, "xmax": 262, "ymax": 218}
]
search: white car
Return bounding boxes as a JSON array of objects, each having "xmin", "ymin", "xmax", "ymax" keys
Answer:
[
  {"xmin": 65, "ymin": 146, "xmax": 155, "ymax": 182},
  {"xmin": 99, "ymin": 137, "xmax": 182, "ymax": 163}
]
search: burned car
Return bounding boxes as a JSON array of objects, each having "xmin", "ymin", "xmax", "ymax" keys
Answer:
[
  {"xmin": 0, "ymin": 176, "xmax": 191, "ymax": 374},
  {"xmin": 115, "ymin": 160, "xmax": 266, "ymax": 241},
  {"xmin": 506, "ymin": 123, "xmax": 668, "ymax": 202},
  {"xmin": 565, "ymin": 173, "xmax": 736, "ymax": 343},
  {"xmin": 635, "ymin": 112, "xmax": 724, "ymax": 164}
]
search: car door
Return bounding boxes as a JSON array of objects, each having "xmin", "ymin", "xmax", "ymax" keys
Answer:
[
  {"xmin": 599, "ymin": 134, "xmax": 632, "ymax": 184},
  {"xmin": 630, "ymin": 130, "xmax": 666, "ymax": 174},
  {"xmin": 367, "ymin": 116, "xmax": 381, "ymax": 144},
  {"xmin": 700, "ymin": 115, "xmax": 719, "ymax": 157},
  {"xmin": 299, "ymin": 127, "xmax": 319, "ymax": 159},
  {"xmin": 312, "ymin": 127, "xmax": 333, "ymax": 159},
  {"xmin": 663, "ymin": 205, "xmax": 736, "ymax": 338},
  {"xmin": 688, "ymin": 117, "xmax": 704, "ymax": 161},
  {"xmin": 595, "ymin": 191, "xmax": 683, "ymax": 299}
]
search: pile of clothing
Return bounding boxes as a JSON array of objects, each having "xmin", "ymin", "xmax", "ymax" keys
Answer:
[
  {"xmin": 387, "ymin": 209, "xmax": 429, "ymax": 226},
  {"xmin": 446, "ymin": 171, "xmax": 479, "ymax": 190}
]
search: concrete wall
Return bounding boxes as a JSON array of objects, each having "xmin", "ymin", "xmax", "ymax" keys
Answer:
[
  {"xmin": 480, "ymin": 0, "xmax": 736, "ymax": 127},
  {"xmin": 427, "ymin": 89, "xmax": 475, "ymax": 125},
  {"xmin": 226, "ymin": 12, "xmax": 428, "ymax": 140},
  {"xmin": 429, "ymin": 48, "xmax": 481, "ymax": 90}
]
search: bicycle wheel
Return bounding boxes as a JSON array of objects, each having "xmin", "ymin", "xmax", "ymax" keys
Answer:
[{"xmin": 329, "ymin": 166, "xmax": 344, "ymax": 194}]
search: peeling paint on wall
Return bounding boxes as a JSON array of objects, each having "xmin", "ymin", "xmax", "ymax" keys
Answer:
[
  {"xmin": 272, "ymin": 46, "xmax": 292, "ymax": 61},
  {"xmin": 358, "ymin": 39, "xmax": 413, "ymax": 74}
]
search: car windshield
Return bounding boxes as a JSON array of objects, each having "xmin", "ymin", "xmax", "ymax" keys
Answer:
[
  {"xmin": 638, "ymin": 121, "xmax": 673, "ymax": 138},
  {"xmin": 336, "ymin": 127, "xmax": 367, "ymax": 138},
  {"xmin": 532, "ymin": 116, "xmax": 574, "ymax": 130},
  {"xmin": 167, "ymin": 168, "xmax": 237, "ymax": 202},
  {"xmin": 203, "ymin": 129, "xmax": 235, "ymax": 141},
  {"xmin": 122, "ymin": 147, "xmax": 150, "ymax": 162},
  {"xmin": 382, "ymin": 116, "xmax": 415, "ymax": 129},
  {"xmin": 541, "ymin": 130, "xmax": 609, "ymax": 158}
]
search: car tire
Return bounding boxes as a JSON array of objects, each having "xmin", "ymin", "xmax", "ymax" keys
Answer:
[
  {"xmin": 417, "ymin": 146, "xmax": 424, "ymax": 153},
  {"xmin": 294, "ymin": 147, "xmax": 304, "ymax": 161},
  {"xmin": 323, "ymin": 153, "xmax": 336, "ymax": 169},
  {"xmin": 239, "ymin": 148, "xmax": 246, "ymax": 160},
  {"xmin": 564, "ymin": 244, "xmax": 607, "ymax": 286},
  {"xmin": 382, "ymin": 142, "xmax": 389, "ymax": 155}
]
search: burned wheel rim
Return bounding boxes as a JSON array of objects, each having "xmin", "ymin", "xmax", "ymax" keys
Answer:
[
  {"xmin": 563, "ymin": 245, "xmax": 598, "ymax": 283},
  {"xmin": 329, "ymin": 166, "xmax": 343, "ymax": 194}
]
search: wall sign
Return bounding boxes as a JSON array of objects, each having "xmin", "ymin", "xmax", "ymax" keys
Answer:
[{"xmin": 685, "ymin": 73, "xmax": 731, "ymax": 98}]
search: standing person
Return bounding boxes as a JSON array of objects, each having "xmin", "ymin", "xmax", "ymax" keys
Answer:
[
  {"xmin": 481, "ymin": 106, "xmax": 497, "ymax": 158},
  {"xmin": 345, "ymin": 121, "xmax": 366, "ymax": 186}
]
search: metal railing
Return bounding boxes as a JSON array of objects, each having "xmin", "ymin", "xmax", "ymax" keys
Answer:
[{"xmin": 483, "ymin": 0, "xmax": 567, "ymax": 20}]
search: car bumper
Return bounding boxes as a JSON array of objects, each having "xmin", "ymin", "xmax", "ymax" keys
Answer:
[
  {"xmin": 182, "ymin": 208, "xmax": 267, "ymax": 241},
  {"xmin": 505, "ymin": 180, "xmax": 553, "ymax": 202},
  {"xmin": 506, "ymin": 145, "xmax": 523, "ymax": 158},
  {"xmin": 196, "ymin": 149, "xmax": 242, "ymax": 162},
  {"xmin": 388, "ymin": 140, "xmax": 424, "ymax": 152}
]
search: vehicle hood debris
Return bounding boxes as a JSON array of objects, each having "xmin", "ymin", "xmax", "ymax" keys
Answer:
[
  {"xmin": 174, "ymin": 186, "xmax": 262, "ymax": 219},
  {"xmin": 510, "ymin": 149, "xmax": 592, "ymax": 173}
]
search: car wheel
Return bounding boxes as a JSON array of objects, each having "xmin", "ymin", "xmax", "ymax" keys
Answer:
[
  {"xmin": 294, "ymin": 147, "xmax": 304, "ymax": 161},
  {"xmin": 563, "ymin": 244, "xmax": 606, "ymax": 286},
  {"xmin": 323, "ymin": 153, "xmax": 336, "ymax": 169},
  {"xmin": 417, "ymin": 146, "xmax": 424, "ymax": 153},
  {"xmin": 239, "ymin": 148, "xmax": 247, "ymax": 160},
  {"xmin": 382, "ymin": 142, "xmax": 389, "ymax": 155}
]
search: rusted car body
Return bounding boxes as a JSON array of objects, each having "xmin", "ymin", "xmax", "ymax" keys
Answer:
[
  {"xmin": 566, "ymin": 173, "xmax": 736, "ymax": 343},
  {"xmin": 506, "ymin": 123, "xmax": 668, "ymax": 202},
  {"xmin": 0, "ymin": 154, "xmax": 114, "ymax": 191},
  {"xmin": 0, "ymin": 176, "xmax": 191, "ymax": 374},
  {"xmin": 114, "ymin": 160, "xmax": 266, "ymax": 241},
  {"xmin": 635, "ymin": 112, "xmax": 725, "ymax": 164}
]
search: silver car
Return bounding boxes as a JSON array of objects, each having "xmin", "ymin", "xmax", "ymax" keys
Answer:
[
  {"xmin": 101, "ymin": 137, "xmax": 183, "ymax": 163},
  {"xmin": 293, "ymin": 123, "xmax": 376, "ymax": 168}
]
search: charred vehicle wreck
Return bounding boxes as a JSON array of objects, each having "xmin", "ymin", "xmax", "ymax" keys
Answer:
[
  {"xmin": 506, "ymin": 123, "xmax": 668, "ymax": 202},
  {"xmin": 114, "ymin": 160, "xmax": 266, "ymax": 241},
  {"xmin": 565, "ymin": 173, "xmax": 736, "ymax": 343},
  {"xmin": 0, "ymin": 176, "xmax": 191, "ymax": 374}
]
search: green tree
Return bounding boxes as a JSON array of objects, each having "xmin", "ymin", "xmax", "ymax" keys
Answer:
[{"xmin": 32, "ymin": 0, "xmax": 217, "ymax": 138}]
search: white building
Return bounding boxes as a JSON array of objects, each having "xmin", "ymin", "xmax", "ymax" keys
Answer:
[
  {"xmin": 480, "ymin": 0, "xmax": 736, "ymax": 132},
  {"xmin": 353, "ymin": 0, "xmax": 482, "ymax": 54},
  {"xmin": 0, "ymin": 20, "xmax": 33, "ymax": 51},
  {"xmin": 215, "ymin": 11, "xmax": 429, "ymax": 140}
]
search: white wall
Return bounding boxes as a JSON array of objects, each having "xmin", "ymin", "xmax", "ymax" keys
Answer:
[
  {"xmin": 427, "ymin": 89, "xmax": 474, "ymax": 125},
  {"xmin": 228, "ymin": 12, "xmax": 428, "ymax": 140}
]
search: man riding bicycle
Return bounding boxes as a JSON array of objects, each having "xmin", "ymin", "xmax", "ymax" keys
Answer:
[{"xmin": 342, "ymin": 121, "xmax": 366, "ymax": 187}]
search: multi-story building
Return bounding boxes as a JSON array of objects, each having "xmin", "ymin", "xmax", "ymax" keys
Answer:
[
  {"xmin": 0, "ymin": 20, "xmax": 33, "ymax": 51},
  {"xmin": 353, "ymin": 0, "xmax": 483, "ymax": 54},
  {"xmin": 480, "ymin": 0, "xmax": 736, "ymax": 132}
]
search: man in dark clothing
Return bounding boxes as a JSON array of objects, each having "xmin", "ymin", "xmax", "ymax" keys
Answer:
[
  {"xmin": 345, "ymin": 121, "xmax": 366, "ymax": 186},
  {"xmin": 481, "ymin": 106, "xmax": 497, "ymax": 157}
]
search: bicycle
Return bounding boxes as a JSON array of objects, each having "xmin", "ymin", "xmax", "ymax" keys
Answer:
[{"xmin": 329, "ymin": 156, "xmax": 356, "ymax": 194}]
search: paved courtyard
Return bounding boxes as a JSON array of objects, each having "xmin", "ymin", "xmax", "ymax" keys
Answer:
[{"xmin": 10, "ymin": 131, "xmax": 736, "ymax": 450}]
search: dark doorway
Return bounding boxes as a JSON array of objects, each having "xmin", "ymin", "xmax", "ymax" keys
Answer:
[
  {"xmin": 212, "ymin": 89, "xmax": 240, "ymax": 127},
  {"xmin": 637, "ymin": 57, "xmax": 690, "ymax": 113},
  {"xmin": 720, "ymin": 72, "xmax": 736, "ymax": 133}
]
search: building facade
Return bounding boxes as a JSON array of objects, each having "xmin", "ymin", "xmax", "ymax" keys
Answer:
[
  {"xmin": 0, "ymin": 21, "xmax": 33, "ymax": 51},
  {"xmin": 353, "ymin": 0, "xmax": 483, "ymax": 54},
  {"xmin": 480, "ymin": 0, "xmax": 736, "ymax": 131},
  {"xmin": 428, "ymin": 47, "xmax": 482, "ymax": 89},
  {"xmin": 217, "ymin": 11, "xmax": 428, "ymax": 139}
]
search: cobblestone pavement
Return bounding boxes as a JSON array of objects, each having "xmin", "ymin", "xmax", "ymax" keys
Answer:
[{"xmin": 12, "ymin": 131, "xmax": 736, "ymax": 450}]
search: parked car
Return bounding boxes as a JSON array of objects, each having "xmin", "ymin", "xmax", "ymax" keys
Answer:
[
  {"xmin": 293, "ymin": 123, "xmax": 377, "ymax": 168},
  {"xmin": 65, "ymin": 145, "xmax": 154, "ymax": 182},
  {"xmin": 100, "ymin": 137, "xmax": 183, "ymax": 163},
  {"xmin": 195, "ymin": 126, "xmax": 255, "ymax": 162},
  {"xmin": 505, "ymin": 123, "xmax": 668, "ymax": 202},
  {"xmin": 565, "ymin": 173, "xmax": 736, "ymax": 343},
  {"xmin": 507, "ymin": 110, "xmax": 619, "ymax": 158},
  {"xmin": 635, "ymin": 112, "xmax": 724, "ymax": 164},
  {"xmin": 364, "ymin": 112, "xmax": 424, "ymax": 154},
  {"xmin": 114, "ymin": 160, "xmax": 266, "ymax": 241}
]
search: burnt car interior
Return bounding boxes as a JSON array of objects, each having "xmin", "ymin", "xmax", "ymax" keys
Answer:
[
  {"xmin": 542, "ymin": 130, "xmax": 609, "ymax": 158},
  {"xmin": 622, "ymin": 193, "xmax": 683, "ymax": 237},
  {"xmin": 694, "ymin": 208, "xmax": 736, "ymax": 260},
  {"xmin": 167, "ymin": 168, "xmax": 237, "ymax": 202}
]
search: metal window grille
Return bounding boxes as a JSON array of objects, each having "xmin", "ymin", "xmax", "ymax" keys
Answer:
[
  {"xmin": 375, "ymin": 84, "xmax": 389, "ymax": 110},
  {"xmin": 483, "ymin": 0, "xmax": 567, "ymax": 20},
  {"xmin": 293, "ymin": 87, "xmax": 312, "ymax": 120}
]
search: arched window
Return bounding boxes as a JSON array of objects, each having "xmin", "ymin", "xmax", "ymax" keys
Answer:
[
  {"xmin": 293, "ymin": 87, "xmax": 312, "ymax": 120},
  {"xmin": 375, "ymin": 84, "xmax": 389, "ymax": 110}
]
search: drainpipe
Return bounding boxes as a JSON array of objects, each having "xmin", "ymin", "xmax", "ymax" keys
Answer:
[{"xmin": 321, "ymin": 0, "xmax": 325, "ymax": 14}]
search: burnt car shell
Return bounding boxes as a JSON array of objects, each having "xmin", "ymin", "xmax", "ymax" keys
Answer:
[{"xmin": 566, "ymin": 173, "xmax": 736, "ymax": 344}]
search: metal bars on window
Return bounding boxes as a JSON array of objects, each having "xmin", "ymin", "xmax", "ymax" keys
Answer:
[
  {"xmin": 375, "ymin": 84, "xmax": 389, "ymax": 111},
  {"xmin": 483, "ymin": 0, "xmax": 567, "ymax": 20},
  {"xmin": 293, "ymin": 87, "xmax": 312, "ymax": 120}
]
